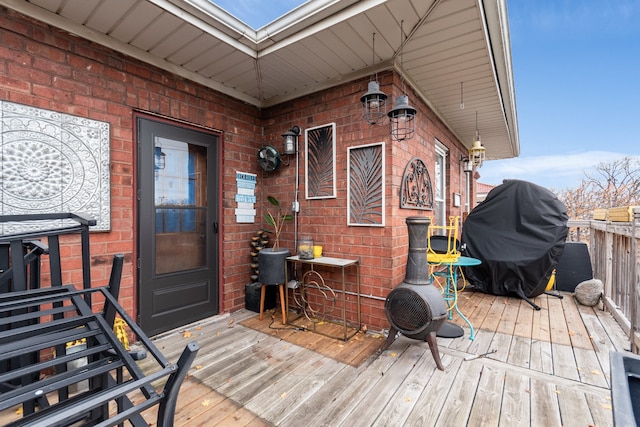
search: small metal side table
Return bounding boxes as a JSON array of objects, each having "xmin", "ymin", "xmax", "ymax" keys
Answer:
[
  {"xmin": 429, "ymin": 255, "xmax": 481, "ymax": 340},
  {"xmin": 286, "ymin": 255, "xmax": 361, "ymax": 341}
]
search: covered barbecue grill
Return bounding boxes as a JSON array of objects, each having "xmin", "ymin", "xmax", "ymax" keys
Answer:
[{"xmin": 461, "ymin": 180, "xmax": 568, "ymax": 309}]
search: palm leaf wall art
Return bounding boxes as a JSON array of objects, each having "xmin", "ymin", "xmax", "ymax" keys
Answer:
[
  {"xmin": 347, "ymin": 142, "xmax": 385, "ymax": 226},
  {"xmin": 305, "ymin": 123, "xmax": 336, "ymax": 199}
]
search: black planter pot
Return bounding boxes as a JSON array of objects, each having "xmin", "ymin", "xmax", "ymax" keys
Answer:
[{"xmin": 258, "ymin": 248, "xmax": 291, "ymax": 285}]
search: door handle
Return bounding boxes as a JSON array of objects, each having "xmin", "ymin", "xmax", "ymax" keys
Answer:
[{"xmin": 213, "ymin": 222, "xmax": 218, "ymax": 234}]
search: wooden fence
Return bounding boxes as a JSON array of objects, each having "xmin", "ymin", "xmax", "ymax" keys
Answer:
[{"xmin": 568, "ymin": 211, "xmax": 640, "ymax": 352}]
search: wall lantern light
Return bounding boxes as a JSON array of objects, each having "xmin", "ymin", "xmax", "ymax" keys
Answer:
[
  {"xmin": 282, "ymin": 125, "xmax": 300, "ymax": 155},
  {"xmin": 460, "ymin": 156, "xmax": 474, "ymax": 174},
  {"xmin": 154, "ymin": 145, "xmax": 166, "ymax": 170},
  {"xmin": 361, "ymin": 33, "xmax": 387, "ymax": 125}
]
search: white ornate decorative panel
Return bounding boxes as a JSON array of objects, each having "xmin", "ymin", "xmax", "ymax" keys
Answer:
[{"xmin": 0, "ymin": 101, "xmax": 110, "ymax": 232}]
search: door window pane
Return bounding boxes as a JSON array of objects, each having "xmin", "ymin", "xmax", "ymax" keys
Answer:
[{"xmin": 154, "ymin": 138, "xmax": 207, "ymax": 275}]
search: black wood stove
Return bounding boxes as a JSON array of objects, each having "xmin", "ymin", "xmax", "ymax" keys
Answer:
[{"xmin": 382, "ymin": 216, "xmax": 447, "ymax": 370}]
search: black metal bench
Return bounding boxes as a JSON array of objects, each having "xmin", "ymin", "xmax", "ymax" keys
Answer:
[{"xmin": 1, "ymin": 213, "xmax": 198, "ymax": 426}]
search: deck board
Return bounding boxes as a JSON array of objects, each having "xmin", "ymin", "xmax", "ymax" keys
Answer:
[
  {"xmin": 514, "ymin": 298, "xmax": 534, "ymax": 337},
  {"xmin": 340, "ymin": 344, "xmax": 430, "ymax": 426},
  {"xmin": 1, "ymin": 292, "xmax": 627, "ymax": 427},
  {"xmin": 530, "ymin": 338, "xmax": 554, "ymax": 374},
  {"xmin": 479, "ymin": 293, "xmax": 507, "ymax": 332},
  {"xmin": 294, "ymin": 343, "xmax": 412, "ymax": 427},
  {"xmin": 370, "ymin": 347, "xmax": 441, "ymax": 427},
  {"xmin": 530, "ymin": 378, "xmax": 562, "ymax": 427},
  {"xmin": 465, "ymin": 364, "xmax": 505, "ymax": 426},
  {"xmin": 551, "ymin": 343, "xmax": 580, "ymax": 381},
  {"xmin": 556, "ymin": 385, "xmax": 596, "ymax": 426},
  {"xmin": 561, "ymin": 294, "xmax": 594, "ymax": 349},
  {"xmin": 531, "ymin": 293, "xmax": 551, "ymax": 342},
  {"xmin": 495, "ymin": 297, "xmax": 520, "ymax": 335},
  {"xmin": 548, "ymin": 296, "xmax": 572, "ymax": 346},
  {"xmin": 508, "ymin": 334, "xmax": 532, "ymax": 368},
  {"xmin": 278, "ymin": 360, "xmax": 361, "ymax": 427},
  {"xmin": 256, "ymin": 358, "xmax": 345, "ymax": 426},
  {"xmin": 402, "ymin": 354, "xmax": 462, "ymax": 427},
  {"xmin": 436, "ymin": 358, "xmax": 483, "ymax": 426},
  {"xmin": 499, "ymin": 371, "xmax": 531, "ymax": 427}
]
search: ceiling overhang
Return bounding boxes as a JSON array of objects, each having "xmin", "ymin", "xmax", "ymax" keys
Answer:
[{"xmin": 0, "ymin": 0, "xmax": 519, "ymax": 159}]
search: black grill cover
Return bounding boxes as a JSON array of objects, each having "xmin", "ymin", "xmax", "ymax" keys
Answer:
[{"xmin": 461, "ymin": 180, "xmax": 568, "ymax": 299}]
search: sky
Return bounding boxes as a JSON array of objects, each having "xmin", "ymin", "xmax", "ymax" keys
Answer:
[{"xmin": 212, "ymin": 0, "xmax": 640, "ymax": 191}]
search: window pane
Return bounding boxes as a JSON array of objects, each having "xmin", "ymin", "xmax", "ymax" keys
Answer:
[{"xmin": 154, "ymin": 138, "xmax": 207, "ymax": 275}]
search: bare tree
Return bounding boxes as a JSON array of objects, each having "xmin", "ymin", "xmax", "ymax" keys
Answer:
[
  {"xmin": 582, "ymin": 156, "xmax": 640, "ymax": 208},
  {"xmin": 555, "ymin": 185, "xmax": 599, "ymax": 220},
  {"xmin": 556, "ymin": 157, "xmax": 640, "ymax": 217},
  {"xmin": 554, "ymin": 157, "xmax": 640, "ymax": 240}
]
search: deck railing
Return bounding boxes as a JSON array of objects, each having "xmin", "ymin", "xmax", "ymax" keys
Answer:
[{"xmin": 568, "ymin": 211, "xmax": 640, "ymax": 352}]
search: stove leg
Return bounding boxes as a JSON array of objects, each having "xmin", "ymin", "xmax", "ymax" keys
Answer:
[
  {"xmin": 380, "ymin": 327, "xmax": 398, "ymax": 351},
  {"xmin": 426, "ymin": 331, "xmax": 444, "ymax": 371}
]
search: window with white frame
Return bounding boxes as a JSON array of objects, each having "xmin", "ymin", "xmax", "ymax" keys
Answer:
[{"xmin": 434, "ymin": 142, "xmax": 448, "ymax": 227}]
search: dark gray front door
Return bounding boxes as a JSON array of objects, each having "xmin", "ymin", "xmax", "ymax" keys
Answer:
[{"xmin": 137, "ymin": 116, "xmax": 219, "ymax": 336}]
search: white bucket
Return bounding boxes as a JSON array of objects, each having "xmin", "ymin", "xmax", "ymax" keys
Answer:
[{"xmin": 66, "ymin": 342, "xmax": 88, "ymax": 393}]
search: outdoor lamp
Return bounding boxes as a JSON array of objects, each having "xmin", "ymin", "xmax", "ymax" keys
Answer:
[
  {"xmin": 282, "ymin": 126, "xmax": 300, "ymax": 155},
  {"xmin": 468, "ymin": 110, "xmax": 485, "ymax": 167},
  {"xmin": 388, "ymin": 22, "xmax": 416, "ymax": 141},
  {"xmin": 154, "ymin": 146, "xmax": 166, "ymax": 170},
  {"xmin": 461, "ymin": 156, "xmax": 474, "ymax": 174},
  {"xmin": 361, "ymin": 81, "xmax": 387, "ymax": 125},
  {"xmin": 361, "ymin": 33, "xmax": 387, "ymax": 125},
  {"xmin": 388, "ymin": 94, "xmax": 417, "ymax": 141},
  {"xmin": 469, "ymin": 139, "xmax": 486, "ymax": 167}
]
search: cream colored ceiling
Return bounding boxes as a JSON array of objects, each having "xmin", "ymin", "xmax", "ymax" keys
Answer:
[{"xmin": 2, "ymin": 0, "xmax": 519, "ymax": 159}]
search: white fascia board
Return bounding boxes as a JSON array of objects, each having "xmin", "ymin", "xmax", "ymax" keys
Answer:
[{"xmin": 477, "ymin": 0, "xmax": 519, "ymax": 157}]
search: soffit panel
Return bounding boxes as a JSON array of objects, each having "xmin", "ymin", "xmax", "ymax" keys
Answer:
[
  {"xmin": 296, "ymin": 35, "xmax": 352, "ymax": 77},
  {"xmin": 85, "ymin": 0, "xmax": 139, "ymax": 33},
  {"xmin": 27, "ymin": 0, "xmax": 63, "ymax": 10},
  {"xmin": 202, "ymin": 55, "xmax": 255, "ymax": 82},
  {"xmin": 131, "ymin": 13, "xmax": 186, "ymax": 51},
  {"xmin": 259, "ymin": 53, "xmax": 319, "ymax": 97},
  {"xmin": 57, "ymin": 0, "xmax": 102, "ymax": 23},
  {"xmin": 167, "ymin": 32, "xmax": 226, "ymax": 66},
  {"xmin": 150, "ymin": 24, "xmax": 204, "ymax": 59},
  {"xmin": 108, "ymin": 2, "xmax": 164, "ymax": 43},
  {"xmin": 11, "ymin": 0, "xmax": 518, "ymax": 159}
]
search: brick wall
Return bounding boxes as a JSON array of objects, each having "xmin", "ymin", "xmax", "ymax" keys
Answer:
[
  {"xmin": 0, "ymin": 8, "xmax": 262, "ymax": 318},
  {"xmin": 1, "ymin": 7, "xmax": 471, "ymax": 332},
  {"xmin": 260, "ymin": 72, "xmax": 471, "ymax": 330}
]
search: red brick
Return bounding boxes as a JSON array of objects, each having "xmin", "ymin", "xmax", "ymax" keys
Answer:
[{"xmin": 0, "ymin": 7, "xmax": 473, "ymax": 331}]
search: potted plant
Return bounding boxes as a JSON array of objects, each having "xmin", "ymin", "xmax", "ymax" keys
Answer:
[{"xmin": 258, "ymin": 196, "xmax": 293, "ymax": 285}]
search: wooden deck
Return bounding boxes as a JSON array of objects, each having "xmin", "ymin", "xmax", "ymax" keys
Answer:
[
  {"xmin": 1, "ymin": 290, "xmax": 630, "ymax": 426},
  {"xmin": 147, "ymin": 290, "xmax": 630, "ymax": 426}
]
